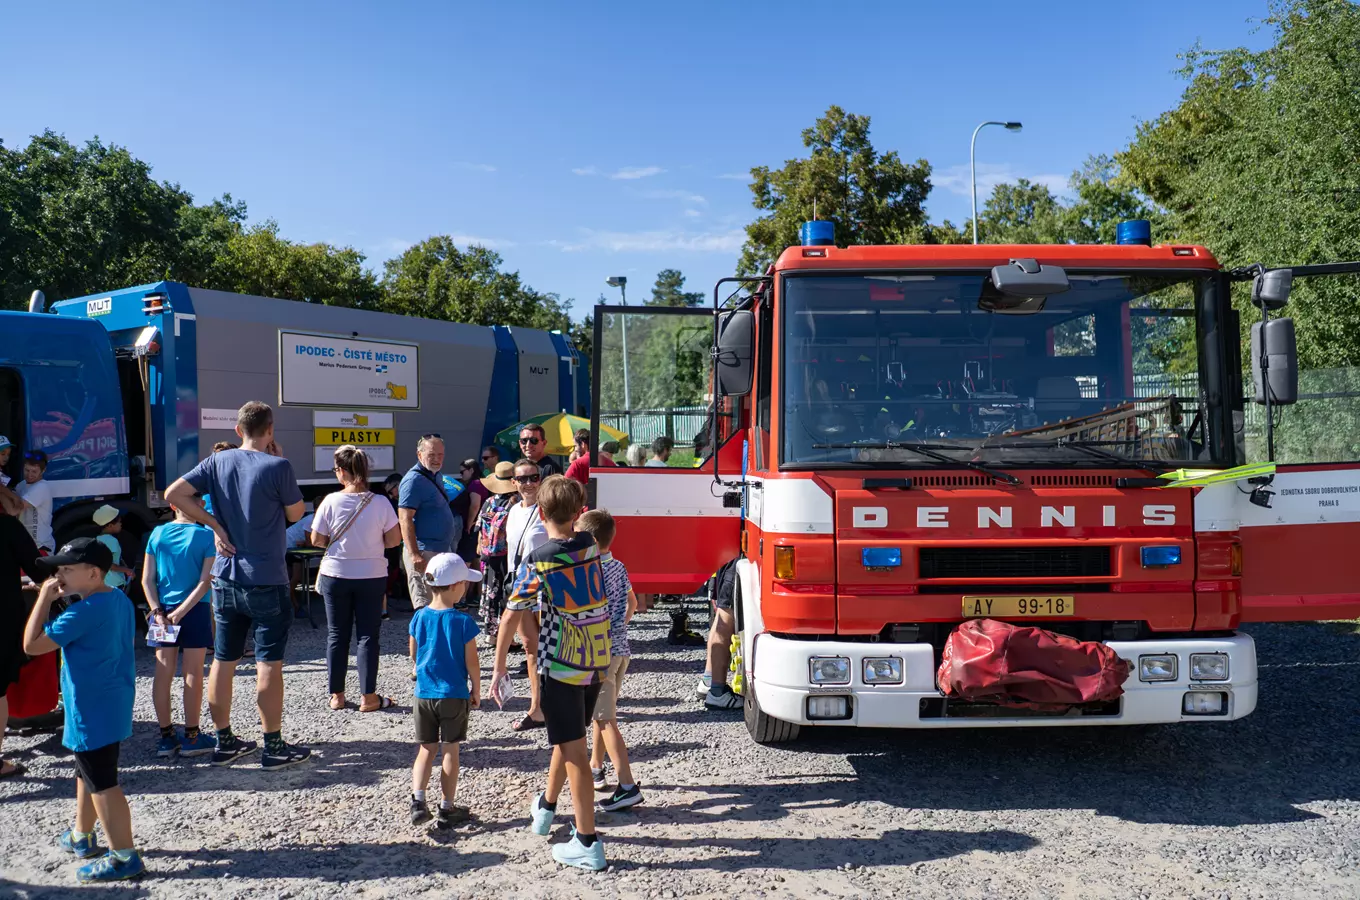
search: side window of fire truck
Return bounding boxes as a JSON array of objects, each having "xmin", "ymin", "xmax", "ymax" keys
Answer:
[
  {"xmin": 596, "ymin": 308, "xmax": 737, "ymax": 469},
  {"xmin": 1231, "ymin": 279, "xmax": 1360, "ymax": 465}
]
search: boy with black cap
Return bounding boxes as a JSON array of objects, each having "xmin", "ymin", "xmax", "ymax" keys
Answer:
[
  {"xmin": 407, "ymin": 552, "xmax": 482, "ymax": 829},
  {"xmin": 22, "ymin": 538, "xmax": 143, "ymax": 883}
]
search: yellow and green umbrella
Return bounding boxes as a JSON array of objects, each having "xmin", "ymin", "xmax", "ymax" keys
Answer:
[{"xmin": 495, "ymin": 413, "xmax": 628, "ymax": 457}]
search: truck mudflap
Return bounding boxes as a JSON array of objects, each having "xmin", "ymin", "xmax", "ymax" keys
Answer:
[{"xmin": 937, "ymin": 619, "xmax": 1131, "ymax": 709}]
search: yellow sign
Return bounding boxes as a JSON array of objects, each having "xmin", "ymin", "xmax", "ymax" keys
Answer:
[
  {"xmin": 962, "ymin": 596, "xmax": 1076, "ymax": 618},
  {"xmin": 313, "ymin": 428, "xmax": 396, "ymax": 446}
]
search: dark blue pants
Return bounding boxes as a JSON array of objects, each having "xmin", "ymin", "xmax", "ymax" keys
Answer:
[{"xmin": 319, "ymin": 575, "xmax": 386, "ymax": 696}]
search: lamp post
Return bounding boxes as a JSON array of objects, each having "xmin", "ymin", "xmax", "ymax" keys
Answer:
[
  {"xmin": 970, "ymin": 120, "xmax": 1023, "ymax": 244},
  {"xmin": 606, "ymin": 276, "xmax": 631, "ymax": 437}
]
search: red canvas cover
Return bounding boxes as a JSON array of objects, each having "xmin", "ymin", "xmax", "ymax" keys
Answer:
[{"xmin": 937, "ymin": 618, "xmax": 1131, "ymax": 708}]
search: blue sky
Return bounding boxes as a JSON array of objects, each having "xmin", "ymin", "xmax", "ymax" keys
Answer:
[{"xmin": 3, "ymin": 1, "xmax": 1273, "ymax": 321}]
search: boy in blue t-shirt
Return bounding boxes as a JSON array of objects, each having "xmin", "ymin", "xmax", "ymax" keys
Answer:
[
  {"xmin": 407, "ymin": 552, "xmax": 482, "ymax": 829},
  {"xmin": 142, "ymin": 492, "xmax": 218, "ymax": 758},
  {"xmin": 23, "ymin": 538, "xmax": 144, "ymax": 883}
]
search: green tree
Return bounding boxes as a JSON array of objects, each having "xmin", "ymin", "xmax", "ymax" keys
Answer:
[
  {"xmin": 974, "ymin": 179, "xmax": 1067, "ymax": 244},
  {"xmin": 739, "ymin": 106, "xmax": 933, "ymax": 273},
  {"xmin": 648, "ymin": 268, "xmax": 704, "ymax": 307},
  {"xmin": 207, "ymin": 220, "xmax": 382, "ymax": 309},
  {"xmin": 381, "ymin": 236, "xmax": 573, "ymax": 330},
  {"xmin": 1118, "ymin": 0, "xmax": 1360, "ymax": 367}
]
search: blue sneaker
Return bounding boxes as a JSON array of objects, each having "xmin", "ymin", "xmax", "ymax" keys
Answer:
[
  {"xmin": 529, "ymin": 792, "xmax": 555, "ymax": 836},
  {"xmin": 57, "ymin": 830, "xmax": 102, "ymax": 859},
  {"xmin": 76, "ymin": 850, "xmax": 146, "ymax": 883},
  {"xmin": 155, "ymin": 733, "xmax": 180, "ymax": 759},
  {"xmin": 552, "ymin": 829, "xmax": 607, "ymax": 871},
  {"xmin": 180, "ymin": 731, "xmax": 216, "ymax": 758}
]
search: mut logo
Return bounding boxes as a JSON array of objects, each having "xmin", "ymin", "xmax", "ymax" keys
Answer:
[
  {"xmin": 851, "ymin": 505, "xmax": 1178, "ymax": 529},
  {"xmin": 529, "ymin": 365, "xmax": 550, "ymax": 376}
]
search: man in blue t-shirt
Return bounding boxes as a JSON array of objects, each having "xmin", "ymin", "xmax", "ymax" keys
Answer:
[
  {"xmin": 23, "ymin": 538, "xmax": 144, "ymax": 883},
  {"xmin": 166, "ymin": 401, "xmax": 310, "ymax": 772},
  {"xmin": 398, "ymin": 435, "xmax": 455, "ymax": 610},
  {"xmin": 407, "ymin": 552, "xmax": 481, "ymax": 828}
]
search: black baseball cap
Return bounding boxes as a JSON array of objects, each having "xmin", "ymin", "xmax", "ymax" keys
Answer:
[{"xmin": 44, "ymin": 537, "xmax": 113, "ymax": 572}]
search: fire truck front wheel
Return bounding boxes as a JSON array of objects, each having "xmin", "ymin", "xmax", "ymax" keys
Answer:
[{"xmin": 745, "ymin": 681, "xmax": 801, "ymax": 745}]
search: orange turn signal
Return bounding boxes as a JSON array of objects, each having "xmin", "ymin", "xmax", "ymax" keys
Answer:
[
  {"xmin": 774, "ymin": 545, "xmax": 796, "ymax": 580},
  {"xmin": 1230, "ymin": 542, "xmax": 1242, "ymax": 577}
]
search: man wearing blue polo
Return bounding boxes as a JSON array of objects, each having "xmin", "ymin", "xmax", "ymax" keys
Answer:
[{"xmin": 398, "ymin": 436, "xmax": 455, "ymax": 610}]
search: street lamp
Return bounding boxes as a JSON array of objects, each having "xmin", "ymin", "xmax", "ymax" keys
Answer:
[
  {"xmin": 970, "ymin": 120, "xmax": 1023, "ymax": 244},
  {"xmin": 606, "ymin": 276, "xmax": 632, "ymax": 436}
]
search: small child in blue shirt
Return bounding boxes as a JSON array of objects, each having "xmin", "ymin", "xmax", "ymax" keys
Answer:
[
  {"xmin": 142, "ymin": 492, "xmax": 217, "ymax": 759},
  {"xmin": 407, "ymin": 552, "xmax": 482, "ymax": 829},
  {"xmin": 23, "ymin": 538, "xmax": 144, "ymax": 884}
]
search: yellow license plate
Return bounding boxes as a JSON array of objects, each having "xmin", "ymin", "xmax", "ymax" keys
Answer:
[{"xmin": 962, "ymin": 596, "xmax": 1076, "ymax": 618}]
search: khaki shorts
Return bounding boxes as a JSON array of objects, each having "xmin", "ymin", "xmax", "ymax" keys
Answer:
[
  {"xmin": 405, "ymin": 548, "xmax": 437, "ymax": 609},
  {"xmin": 414, "ymin": 697, "xmax": 470, "ymax": 744},
  {"xmin": 592, "ymin": 656, "xmax": 630, "ymax": 722}
]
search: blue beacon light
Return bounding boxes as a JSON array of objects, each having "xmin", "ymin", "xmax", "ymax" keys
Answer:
[
  {"xmin": 1116, "ymin": 219, "xmax": 1152, "ymax": 246},
  {"xmin": 800, "ymin": 221, "xmax": 835, "ymax": 247}
]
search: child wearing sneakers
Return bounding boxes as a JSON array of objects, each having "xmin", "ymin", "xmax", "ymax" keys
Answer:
[
  {"xmin": 408, "ymin": 553, "xmax": 482, "ymax": 829},
  {"xmin": 493, "ymin": 475, "xmax": 611, "ymax": 872},
  {"xmin": 142, "ymin": 492, "xmax": 218, "ymax": 759},
  {"xmin": 577, "ymin": 510, "xmax": 643, "ymax": 812},
  {"xmin": 23, "ymin": 538, "xmax": 144, "ymax": 883}
]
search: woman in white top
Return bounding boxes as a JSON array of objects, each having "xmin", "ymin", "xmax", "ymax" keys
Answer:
[
  {"xmin": 504, "ymin": 458, "xmax": 549, "ymax": 731},
  {"xmin": 311, "ymin": 445, "xmax": 401, "ymax": 712}
]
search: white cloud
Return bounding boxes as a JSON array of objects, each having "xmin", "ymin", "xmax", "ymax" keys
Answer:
[
  {"xmin": 455, "ymin": 162, "xmax": 497, "ymax": 173},
  {"xmin": 682, "ymin": 208, "xmax": 702, "ymax": 218},
  {"xmin": 553, "ymin": 228, "xmax": 744, "ymax": 254},
  {"xmin": 717, "ymin": 172, "xmax": 753, "ymax": 182},
  {"xmin": 638, "ymin": 188, "xmax": 708, "ymax": 206},
  {"xmin": 572, "ymin": 166, "xmax": 599, "ymax": 176},
  {"xmin": 608, "ymin": 166, "xmax": 664, "ymax": 180},
  {"xmin": 933, "ymin": 163, "xmax": 1069, "ymax": 200},
  {"xmin": 449, "ymin": 234, "xmax": 515, "ymax": 250}
]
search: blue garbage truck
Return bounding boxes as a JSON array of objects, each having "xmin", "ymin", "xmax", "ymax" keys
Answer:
[{"xmin": 0, "ymin": 281, "xmax": 589, "ymax": 547}]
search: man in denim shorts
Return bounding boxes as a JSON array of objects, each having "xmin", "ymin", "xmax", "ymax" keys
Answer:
[{"xmin": 167, "ymin": 401, "xmax": 311, "ymax": 770}]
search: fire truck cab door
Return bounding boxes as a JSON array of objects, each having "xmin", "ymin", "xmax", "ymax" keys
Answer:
[
  {"xmin": 587, "ymin": 304, "xmax": 742, "ymax": 595},
  {"xmin": 1229, "ymin": 264, "xmax": 1360, "ymax": 621}
]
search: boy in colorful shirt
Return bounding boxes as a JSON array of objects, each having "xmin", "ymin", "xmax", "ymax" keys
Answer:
[
  {"xmin": 577, "ymin": 509, "xmax": 643, "ymax": 812},
  {"xmin": 493, "ymin": 475, "xmax": 610, "ymax": 872},
  {"xmin": 23, "ymin": 538, "xmax": 144, "ymax": 883}
]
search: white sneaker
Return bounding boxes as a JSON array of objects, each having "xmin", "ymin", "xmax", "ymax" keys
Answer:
[
  {"xmin": 704, "ymin": 684, "xmax": 742, "ymax": 710},
  {"xmin": 695, "ymin": 673, "xmax": 712, "ymax": 699}
]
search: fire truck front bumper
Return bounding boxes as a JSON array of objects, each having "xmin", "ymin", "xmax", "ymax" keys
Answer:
[{"xmin": 751, "ymin": 633, "xmax": 1258, "ymax": 728}]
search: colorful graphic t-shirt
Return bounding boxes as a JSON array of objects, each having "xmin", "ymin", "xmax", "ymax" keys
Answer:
[
  {"xmin": 599, "ymin": 552, "xmax": 632, "ymax": 658},
  {"xmin": 507, "ymin": 532, "xmax": 610, "ymax": 686}
]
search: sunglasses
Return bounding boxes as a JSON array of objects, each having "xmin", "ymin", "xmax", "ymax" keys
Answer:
[
  {"xmin": 421, "ymin": 433, "xmax": 442, "ymax": 440},
  {"xmin": 519, "ymin": 437, "xmax": 540, "ymax": 446},
  {"xmin": 481, "ymin": 456, "xmax": 494, "ymax": 462},
  {"xmin": 513, "ymin": 473, "xmax": 542, "ymax": 484}
]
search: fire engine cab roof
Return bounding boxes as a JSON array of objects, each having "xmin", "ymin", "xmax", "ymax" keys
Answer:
[{"xmin": 773, "ymin": 243, "xmax": 1221, "ymax": 272}]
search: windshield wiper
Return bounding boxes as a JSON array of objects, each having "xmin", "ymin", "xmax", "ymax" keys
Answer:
[
  {"xmin": 811, "ymin": 441, "xmax": 1023, "ymax": 486},
  {"xmin": 981, "ymin": 438, "xmax": 1180, "ymax": 472}
]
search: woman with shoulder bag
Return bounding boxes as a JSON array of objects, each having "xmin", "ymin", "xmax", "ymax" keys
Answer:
[{"xmin": 311, "ymin": 445, "xmax": 401, "ymax": 712}]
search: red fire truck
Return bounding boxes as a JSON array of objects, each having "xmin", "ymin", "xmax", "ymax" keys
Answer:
[{"xmin": 588, "ymin": 221, "xmax": 1360, "ymax": 743}]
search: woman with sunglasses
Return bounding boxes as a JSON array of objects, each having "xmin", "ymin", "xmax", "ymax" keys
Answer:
[
  {"xmin": 311, "ymin": 446, "xmax": 402, "ymax": 712},
  {"xmin": 504, "ymin": 459, "xmax": 549, "ymax": 730}
]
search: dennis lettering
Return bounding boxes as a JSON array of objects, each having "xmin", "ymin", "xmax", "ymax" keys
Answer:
[{"xmin": 851, "ymin": 504, "xmax": 1178, "ymax": 528}]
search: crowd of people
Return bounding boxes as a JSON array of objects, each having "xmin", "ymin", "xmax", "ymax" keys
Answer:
[{"xmin": 0, "ymin": 403, "xmax": 733, "ymax": 882}]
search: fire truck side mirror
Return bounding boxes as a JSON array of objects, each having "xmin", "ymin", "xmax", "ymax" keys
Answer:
[
  {"xmin": 1252, "ymin": 269, "xmax": 1293, "ymax": 311},
  {"xmin": 1251, "ymin": 317, "xmax": 1299, "ymax": 406},
  {"xmin": 715, "ymin": 309, "xmax": 755, "ymax": 397}
]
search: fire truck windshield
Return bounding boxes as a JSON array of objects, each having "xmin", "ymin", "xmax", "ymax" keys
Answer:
[{"xmin": 781, "ymin": 270, "xmax": 1215, "ymax": 468}]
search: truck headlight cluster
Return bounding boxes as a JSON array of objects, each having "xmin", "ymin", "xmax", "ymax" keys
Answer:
[
  {"xmin": 1138, "ymin": 654, "xmax": 1178, "ymax": 682},
  {"xmin": 809, "ymin": 657, "xmax": 850, "ymax": 685},
  {"xmin": 862, "ymin": 657, "xmax": 903, "ymax": 685}
]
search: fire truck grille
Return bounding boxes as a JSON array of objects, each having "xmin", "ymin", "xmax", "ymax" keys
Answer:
[{"xmin": 918, "ymin": 546, "xmax": 1112, "ymax": 580}]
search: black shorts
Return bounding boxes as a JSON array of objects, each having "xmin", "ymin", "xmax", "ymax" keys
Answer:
[
  {"xmin": 73, "ymin": 741, "xmax": 121, "ymax": 794},
  {"xmin": 414, "ymin": 697, "xmax": 470, "ymax": 744},
  {"xmin": 539, "ymin": 676, "xmax": 601, "ymax": 746},
  {"xmin": 708, "ymin": 559, "xmax": 739, "ymax": 611}
]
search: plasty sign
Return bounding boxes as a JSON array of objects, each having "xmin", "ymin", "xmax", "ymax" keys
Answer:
[{"xmin": 279, "ymin": 330, "xmax": 419, "ymax": 409}]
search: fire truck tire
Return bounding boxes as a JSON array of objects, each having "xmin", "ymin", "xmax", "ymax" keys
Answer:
[{"xmin": 744, "ymin": 680, "xmax": 800, "ymax": 744}]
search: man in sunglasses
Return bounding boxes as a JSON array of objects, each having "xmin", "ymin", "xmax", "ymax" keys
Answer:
[
  {"xmin": 518, "ymin": 425, "xmax": 561, "ymax": 481},
  {"xmin": 398, "ymin": 435, "xmax": 455, "ymax": 611}
]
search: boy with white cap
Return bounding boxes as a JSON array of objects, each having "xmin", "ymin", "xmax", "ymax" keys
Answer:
[
  {"xmin": 407, "ymin": 552, "xmax": 482, "ymax": 829},
  {"xmin": 92, "ymin": 505, "xmax": 135, "ymax": 590}
]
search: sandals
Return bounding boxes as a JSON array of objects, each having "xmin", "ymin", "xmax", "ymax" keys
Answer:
[
  {"xmin": 0, "ymin": 761, "xmax": 26, "ymax": 779},
  {"xmin": 512, "ymin": 714, "xmax": 546, "ymax": 732},
  {"xmin": 329, "ymin": 695, "xmax": 345, "ymax": 711},
  {"xmin": 360, "ymin": 696, "xmax": 396, "ymax": 713}
]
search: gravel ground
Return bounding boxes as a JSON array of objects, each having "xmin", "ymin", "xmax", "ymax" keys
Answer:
[{"xmin": 3, "ymin": 608, "xmax": 1359, "ymax": 899}]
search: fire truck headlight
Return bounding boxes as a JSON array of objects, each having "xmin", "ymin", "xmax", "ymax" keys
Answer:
[
  {"xmin": 1138, "ymin": 654, "xmax": 1178, "ymax": 682},
  {"xmin": 1182, "ymin": 691, "xmax": 1228, "ymax": 715},
  {"xmin": 862, "ymin": 657, "xmax": 903, "ymax": 685},
  {"xmin": 809, "ymin": 657, "xmax": 850, "ymax": 685},
  {"xmin": 1189, "ymin": 653, "xmax": 1229, "ymax": 681}
]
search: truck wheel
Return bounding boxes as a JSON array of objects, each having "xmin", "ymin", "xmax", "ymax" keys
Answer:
[{"xmin": 744, "ymin": 679, "xmax": 800, "ymax": 745}]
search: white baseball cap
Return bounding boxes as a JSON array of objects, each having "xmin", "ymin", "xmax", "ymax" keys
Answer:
[
  {"xmin": 0, "ymin": 435, "xmax": 11, "ymax": 451},
  {"xmin": 424, "ymin": 553, "xmax": 483, "ymax": 587}
]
